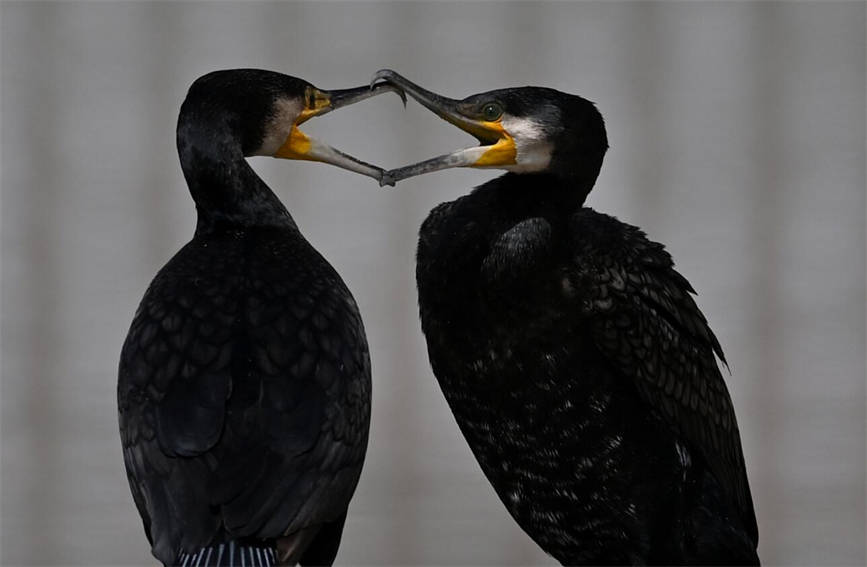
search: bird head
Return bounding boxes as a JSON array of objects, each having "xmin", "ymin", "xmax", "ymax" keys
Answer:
[
  {"xmin": 372, "ymin": 69, "xmax": 608, "ymax": 188},
  {"xmin": 178, "ymin": 69, "xmax": 404, "ymax": 181}
]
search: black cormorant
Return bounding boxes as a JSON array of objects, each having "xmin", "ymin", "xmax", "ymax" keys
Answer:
[
  {"xmin": 374, "ymin": 69, "xmax": 759, "ymax": 565},
  {"xmin": 118, "ymin": 69, "xmax": 400, "ymax": 566}
]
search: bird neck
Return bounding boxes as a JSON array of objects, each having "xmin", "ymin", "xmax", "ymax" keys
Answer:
[
  {"xmin": 496, "ymin": 172, "xmax": 592, "ymax": 212},
  {"xmin": 177, "ymin": 117, "xmax": 296, "ymax": 233}
]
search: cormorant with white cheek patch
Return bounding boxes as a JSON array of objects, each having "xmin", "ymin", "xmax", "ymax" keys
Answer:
[
  {"xmin": 375, "ymin": 69, "xmax": 759, "ymax": 565},
  {"xmin": 119, "ymin": 69, "xmax": 402, "ymax": 566}
]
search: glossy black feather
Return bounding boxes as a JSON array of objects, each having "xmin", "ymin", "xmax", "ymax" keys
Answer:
[
  {"xmin": 417, "ymin": 172, "xmax": 758, "ymax": 565},
  {"xmin": 118, "ymin": 70, "xmax": 371, "ymax": 566}
]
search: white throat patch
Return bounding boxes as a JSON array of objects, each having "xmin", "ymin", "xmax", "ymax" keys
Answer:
[
  {"xmin": 252, "ymin": 97, "xmax": 304, "ymax": 157},
  {"xmin": 500, "ymin": 115, "xmax": 553, "ymax": 173}
]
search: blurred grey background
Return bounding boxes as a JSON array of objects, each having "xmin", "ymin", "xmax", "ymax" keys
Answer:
[{"xmin": 2, "ymin": 1, "xmax": 864, "ymax": 565}]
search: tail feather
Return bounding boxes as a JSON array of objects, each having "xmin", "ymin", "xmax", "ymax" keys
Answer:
[{"xmin": 176, "ymin": 541, "xmax": 277, "ymax": 567}]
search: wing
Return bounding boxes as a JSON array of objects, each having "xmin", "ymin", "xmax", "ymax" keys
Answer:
[
  {"xmin": 216, "ymin": 238, "xmax": 371, "ymax": 542},
  {"xmin": 118, "ymin": 237, "xmax": 371, "ymax": 564},
  {"xmin": 118, "ymin": 243, "xmax": 236, "ymax": 561},
  {"xmin": 566, "ymin": 210, "xmax": 758, "ymax": 544}
]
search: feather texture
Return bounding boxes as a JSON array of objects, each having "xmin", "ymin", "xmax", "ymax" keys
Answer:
[
  {"xmin": 119, "ymin": 227, "xmax": 370, "ymax": 565},
  {"xmin": 416, "ymin": 173, "xmax": 758, "ymax": 564}
]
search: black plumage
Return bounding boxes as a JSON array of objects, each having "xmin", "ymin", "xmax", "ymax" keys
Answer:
[
  {"xmin": 377, "ymin": 70, "xmax": 759, "ymax": 565},
  {"xmin": 118, "ymin": 70, "xmax": 387, "ymax": 566}
]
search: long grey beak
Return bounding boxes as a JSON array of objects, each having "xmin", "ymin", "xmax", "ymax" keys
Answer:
[
  {"xmin": 371, "ymin": 69, "xmax": 514, "ymax": 187},
  {"xmin": 371, "ymin": 69, "xmax": 494, "ymax": 139},
  {"xmin": 324, "ymin": 82, "xmax": 406, "ymax": 116},
  {"xmin": 273, "ymin": 81, "xmax": 405, "ymax": 182},
  {"xmin": 371, "ymin": 70, "xmax": 461, "ymax": 123}
]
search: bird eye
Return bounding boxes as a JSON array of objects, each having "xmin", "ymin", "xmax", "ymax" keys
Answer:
[{"xmin": 482, "ymin": 103, "xmax": 503, "ymax": 121}]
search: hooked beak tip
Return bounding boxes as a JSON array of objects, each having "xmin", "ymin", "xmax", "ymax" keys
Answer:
[
  {"xmin": 379, "ymin": 172, "xmax": 397, "ymax": 187},
  {"xmin": 371, "ymin": 69, "xmax": 397, "ymax": 85},
  {"xmin": 369, "ymin": 76, "xmax": 407, "ymax": 108}
]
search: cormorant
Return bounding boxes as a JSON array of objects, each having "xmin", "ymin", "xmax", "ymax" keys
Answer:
[
  {"xmin": 374, "ymin": 69, "xmax": 759, "ymax": 565},
  {"xmin": 118, "ymin": 70, "xmax": 400, "ymax": 566}
]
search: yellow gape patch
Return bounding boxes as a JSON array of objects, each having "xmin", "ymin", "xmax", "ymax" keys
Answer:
[
  {"xmin": 275, "ymin": 125, "xmax": 315, "ymax": 161},
  {"xmin": 475, "ymin": 135, "xmax": 517, "ymax": 167},
  {"xmin": 467, "ymin": 120, "xmax": 517, "ymax": 167}
]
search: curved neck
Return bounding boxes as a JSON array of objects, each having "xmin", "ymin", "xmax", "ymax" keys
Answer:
[{"xmin": 177, "ymin": 114, "xmax": 296, "ymax": 233}]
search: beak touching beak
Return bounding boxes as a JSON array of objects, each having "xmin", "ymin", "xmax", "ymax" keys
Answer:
[
  {"xmin": 273, "ymin": 82, "xmax": 405, "ymax": 181},
  {"xmin": 370, "ymin": 69, "xmax": 516, "ymax": 187}
]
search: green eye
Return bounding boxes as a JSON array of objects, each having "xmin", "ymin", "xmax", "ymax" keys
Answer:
[{"xmin": 482, "ymin": 103, "xmax": 503, "ymax": 121}]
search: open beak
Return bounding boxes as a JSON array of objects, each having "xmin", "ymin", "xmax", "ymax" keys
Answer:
[
  {"xmin": 370, "ymin": 69, "xmax": 516, "ymax": 186},
  {"xmin": 273, "ymin": 82, "xmax": 405, "ymax": 181}
]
